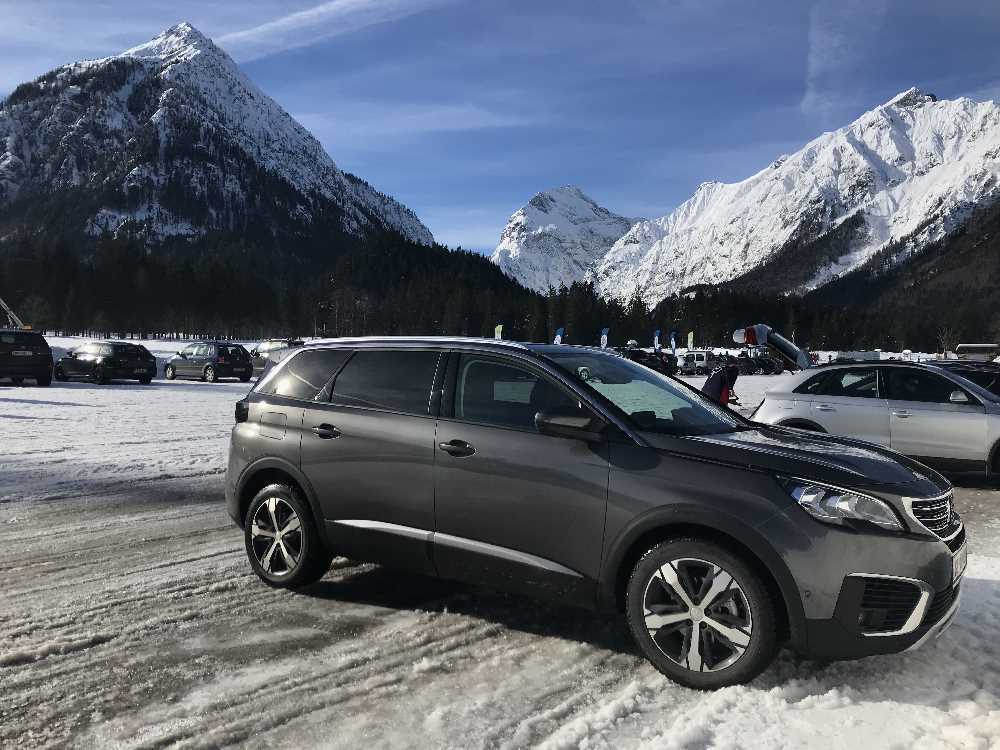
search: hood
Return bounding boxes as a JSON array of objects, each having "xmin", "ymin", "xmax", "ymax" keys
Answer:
[{"xmin": 642, "ymin": 425, "xmax": 949, "ymax": 495}]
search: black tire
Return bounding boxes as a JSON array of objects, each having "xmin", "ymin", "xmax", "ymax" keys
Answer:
[
  {"xmin": 244, "ymin": 484, "xmax": 331, "ymax": 588},
  {"xmin": 11, "ymin": 377, "xmax": 23, "ymax": 386},
  {"xmin": 164, "ymin": 365, "xmax": 176, "ymax": 380},
  {"xmin": 139, "ymin": 376, "xmax": 152, "ymax": 385},
  {"xmin": 93, "ymin": 367, "xmax": 109, "ymax": 385},
  {"xmin": 54, "ymin": 366, "xmax": 68, "ymax": 382},
  {"xmin": 37, "ymin": 374, "xmax": 52, "ymax": 387},
  {"xmin": 625, "ymin": 538, "xmax": 777, "ymax": 689},
  {"xmin": 240, "ymin": 374, "xmax": 251, "ymax": 383},
  {"xmin": 204, "ymin": 365, "xmax": 217, "ymax": 383}
]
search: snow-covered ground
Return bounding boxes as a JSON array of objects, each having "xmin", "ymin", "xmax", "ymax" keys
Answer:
[{"xmin": 2, "ymin": 361, "xmax": 998, "ymax": 748}]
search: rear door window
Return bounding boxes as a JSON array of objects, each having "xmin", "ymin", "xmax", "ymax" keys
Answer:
[
  {"xmin": 260, "ymin": 349, "xmax": 351, "ymax": 401},
  {"xmin": 113, "ymin": 344, "xmax": 141, "ymax": 358},
  {"xmin": 803, "ymin": 368, "xmax": 877, "ymax": 398},
  {"xmin": 332, "ymin": 350, "xmax": 440, "ymax": 415}
]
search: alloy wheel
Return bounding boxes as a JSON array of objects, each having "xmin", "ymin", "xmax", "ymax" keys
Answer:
[
  {"xmin": 249, "ymin": 496, "xmax": 302, "ymax": 577},
  {"xmin": 642, "ymin": 557, "xmax": 753, "ymax": 673}
]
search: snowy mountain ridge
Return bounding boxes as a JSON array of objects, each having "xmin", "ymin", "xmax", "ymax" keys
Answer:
[
  {"xmin": 0, "ymin": 22, "xmax": 433, "ymax": 246},
  {"xmin": 490, "ymin": 186, "xmax": 638, "ymax": 293},
  {"xmin": 494, "ymin": 88, "xmax": 1000, "ymax": 305}
]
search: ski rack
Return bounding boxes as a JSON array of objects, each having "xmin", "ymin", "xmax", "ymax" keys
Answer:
[{"xmin": 0, "ymin": 295, "xmax": 25, "ymax": 329}]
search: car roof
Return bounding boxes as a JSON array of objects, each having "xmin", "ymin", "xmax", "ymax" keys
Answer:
[{"xmin": 305, "ymin": 336, "xmax": 532, "ymax": 352}]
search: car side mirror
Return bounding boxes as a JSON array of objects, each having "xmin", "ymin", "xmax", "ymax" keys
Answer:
[
  {"xmin": 535, "ymin": 409, "xmax": 605, "ymax": 441},
  {"xmin": 949, "ymin": 390, "xmax": 970, "ymax": 404}
]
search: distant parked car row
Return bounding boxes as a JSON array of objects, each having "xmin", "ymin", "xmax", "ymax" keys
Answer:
[{"xmin": 0, "ymin": 331, "xmax": 305, "ymax": 386}]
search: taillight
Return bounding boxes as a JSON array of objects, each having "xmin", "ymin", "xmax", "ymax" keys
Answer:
[{"xmin": 235, "ymin": 399, "xmax": 249, "ymax": 423}]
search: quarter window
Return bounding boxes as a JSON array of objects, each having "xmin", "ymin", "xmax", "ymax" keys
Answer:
[
  {"xmin": 332, "ymin": 350, "xmax": 440, "ymax": 415},
  {"xmin": 454, "ymin": 356, "xmax": 580, "ymax": 430},
  {"xmin": 261, "ymin": 349, "xmax": 351, "ymax": 401}
]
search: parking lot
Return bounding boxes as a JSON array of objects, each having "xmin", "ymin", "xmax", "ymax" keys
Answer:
[{"xmin": 1, "ymin": 374, "xmax": 998, "ymax": 749}]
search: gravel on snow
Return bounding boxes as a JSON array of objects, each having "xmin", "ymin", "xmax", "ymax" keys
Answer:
[{"xmin": 1, "ymin": 359, "xmax": 998, "ymax": 749}]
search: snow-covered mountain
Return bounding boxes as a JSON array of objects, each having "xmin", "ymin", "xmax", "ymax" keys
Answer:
[
  {"xmin": 496, "ymin": 89, "xmax": 1000, "ymax": 306},
  {"xmin": 490, "ymin": 186, "xmax": 638, "ymax": 293},
  {"xmin": 0, "ymin": 22, "xmax": 433, "ymax": 246}
]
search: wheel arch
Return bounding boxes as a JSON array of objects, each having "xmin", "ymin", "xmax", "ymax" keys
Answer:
[
  {"xmin": 236, "ymin": 457, "xmax": 329, "ymax": 546},
  {"xmin": 599, "ymin": 509, "xmax": 805, "ymax": 651},
  {"xmin": 989, "ymin": 437, "xmax": 1000, "ymax": 477}
]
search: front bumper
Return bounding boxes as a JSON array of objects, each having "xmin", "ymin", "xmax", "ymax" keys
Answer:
[{"xmin": 756, "ymin": 498, "xmax": 962, "ymax": 660}]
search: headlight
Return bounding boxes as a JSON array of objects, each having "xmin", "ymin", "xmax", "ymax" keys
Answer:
[{"xmin": 778, "ymin": 477, "xmax": 903, "ymax": 531}]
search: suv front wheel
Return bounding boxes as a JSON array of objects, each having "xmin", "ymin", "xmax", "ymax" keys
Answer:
[
  {"xmin": 244, "ymin": 484, "xmax": 331, "ymax": 588},
  {"xmin": 626, "ymin": 538, "xmax": 777, "ymax": 689}
]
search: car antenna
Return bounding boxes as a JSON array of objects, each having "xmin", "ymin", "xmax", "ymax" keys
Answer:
[{"xmin": 0, "ymin": 294, "xmax": 26, "ymax": 329}]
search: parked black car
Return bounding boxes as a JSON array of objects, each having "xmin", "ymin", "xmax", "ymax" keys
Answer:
[
  {"xmin": 616, "ymin": 345, "xmax": 678, "ymax": 376},
  {"xmin": 251, "ymin": 338, "xmax": 304, "ymax": 377},
  {"xmin": 164, "ymin": 341, "xmax": 252, "ymax": 382},
  {"xmin": 55, "ymin": 341, "xmax": 156, "ymax": 384},
  {"xmin": 0, "ymin": 329, "xmax": 52, "ymax": 386},
  {"xmin": 225, "ymin": 338, "xmax": 964, "ymax": 689}
]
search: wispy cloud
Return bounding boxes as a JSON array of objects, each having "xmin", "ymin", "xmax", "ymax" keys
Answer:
[
  {"xmin": 218, "ymin": 0, "xmax": 452, "ymax": 62},
  {"xmin": 800, "ymin": 0, "xmax": 889, "ymax": 122},
  {"xmin": 296, "ymin": 101, "xmax": 542, "ymax": 146}
]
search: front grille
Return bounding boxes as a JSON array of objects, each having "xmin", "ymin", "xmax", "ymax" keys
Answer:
[
  {"xmin": 909, "ymin": 492, "xmax": 956, "ymax": 537},
  {"xmin": 922, "ymin": 583, "xmax": 959, "ymax": 627},
  {"xmin": 859, "ymin": 579, "xmax": 922, "ymax": 633},
  {"xmin": 945, "ymin": 525, "xmax": 966, "ymax": 553}
]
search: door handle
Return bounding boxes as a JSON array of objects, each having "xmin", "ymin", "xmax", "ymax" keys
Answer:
[
  {"xmin": 892, "ymin": 410, "xmax": 911, "ymax": 418},
  {"xmin": 312, "ymin": 423, "xmax": 342, "ymax": 439},
  {"xmin": 439, "ymin": 439, "xmax": 476, "ymax": 457},
  {"xmin": 816, "ymin": 404, "xmax": 835, "ymax": 412}
]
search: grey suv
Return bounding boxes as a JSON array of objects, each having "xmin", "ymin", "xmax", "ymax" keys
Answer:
[{"xmin": 225, "ymin": 338, "xmax": 965, "ymax": 688}]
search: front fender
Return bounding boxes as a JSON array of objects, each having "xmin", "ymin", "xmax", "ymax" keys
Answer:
[{"xmin": 598, "ymin": 503, "xmax": 808, "ymax": 652}]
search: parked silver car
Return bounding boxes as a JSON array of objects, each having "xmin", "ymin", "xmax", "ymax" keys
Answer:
[{"xmin": 752, "ymin": 361, "xmax": 1000, "ymax": 475}]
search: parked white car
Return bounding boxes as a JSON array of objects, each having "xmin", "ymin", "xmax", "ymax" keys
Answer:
[{"xmin": 752, "ymin": 361, "xmax": 1000, "ymax": 475}]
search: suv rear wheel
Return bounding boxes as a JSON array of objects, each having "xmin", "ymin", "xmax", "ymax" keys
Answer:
[
  {"xmin": 625, "ymin": 538, "xmax": 777, "ymax": 689},
  {"xmin": 244, "ymin": 484, "xmax": 331, "ymax": 588},
  {"xmin": 164, "ymin": 365, "xmax": 176, "ymax": 380},
  {"xmin": 204, "ymin": 365, "xmax": 217, "ymax": 383}
]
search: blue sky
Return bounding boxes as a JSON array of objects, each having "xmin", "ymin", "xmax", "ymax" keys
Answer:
[{"xmin": 3, "ymin": 0, "xmax": 1000, "ymax": 250}]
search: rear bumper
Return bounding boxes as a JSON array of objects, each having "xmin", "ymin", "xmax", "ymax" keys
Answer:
[
  {"xmin": 217, "ymin": 364, "xmax": 252, "ymax": 378},
  {"xmin": 108, "ymin": 365, "xmax": 156, "ymax": 379},
  {"xmin": 1, "ymin": 361, "xmax": 52, "ymax": 377}
]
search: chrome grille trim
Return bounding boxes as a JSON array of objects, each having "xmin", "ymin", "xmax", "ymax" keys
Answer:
[{"xmin": 903, "ymin": 491, "xmax": 959, "ymax": 538}]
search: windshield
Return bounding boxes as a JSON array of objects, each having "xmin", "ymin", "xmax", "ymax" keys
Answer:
[
  {"xmin": 946, "ymin": 368, "xmax": 1000, "ymax": 402},
  {"xmin": 541, "ymin": 349, "xmax": 746, "ymax": 436}
]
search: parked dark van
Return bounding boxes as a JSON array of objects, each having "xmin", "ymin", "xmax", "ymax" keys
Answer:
[
  {"xmin": 54, "ymin": 342, "xmax": 156, "ymax": 384},
  {"xmin": 165, "ymin": 342, "xmax": 252, "ymax": 382},
  {"xmin": 225, "ymin": 338, "xmax": 964, "ymax": 689},
  {"xmin": 0, "ymin": 329, "xmax": 52, "ymax": 386}
]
